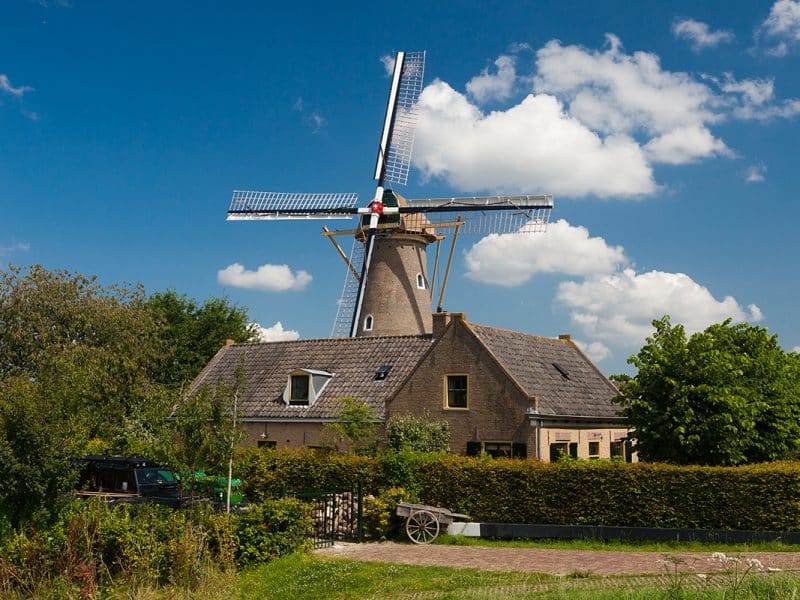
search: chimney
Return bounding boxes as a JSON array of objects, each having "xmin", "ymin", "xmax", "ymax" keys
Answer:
[
  {"xmin": 224, "ymin": 339, "xmax": 236, "ymax": 347},
  {"xmin": 558, "ymin": 334, "xmax": 572, "ymax": 341},
  {"xmin": 432, "ymin": 312, "xmax": 466, "ymax": 338}
]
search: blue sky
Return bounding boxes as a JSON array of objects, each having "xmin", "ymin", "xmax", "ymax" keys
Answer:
[{"xmin": 2, "ymin": 0, "xmax": 800, "ymax": 374}]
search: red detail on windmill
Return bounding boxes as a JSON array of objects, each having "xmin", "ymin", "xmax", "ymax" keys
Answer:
[{"xmin": 368, "ymin": 200, "xmax": 384, "ymax": 216}]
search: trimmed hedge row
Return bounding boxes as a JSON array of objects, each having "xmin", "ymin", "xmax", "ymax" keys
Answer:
[{"xmin": 235, "ymin": 449, "xmax": 800, "ymax": 531}]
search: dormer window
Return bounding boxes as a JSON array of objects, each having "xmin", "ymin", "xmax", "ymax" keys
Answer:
[
  {"xmin": 364, "ymin": 315, "xmax": 374, "ymax": 331},
  {"xmin": 289, "ymin": 375, "xmax": 310, "ymax": 405},
  {"xmin": 416, "ymin": 273, "xmax": 426, "ymax": 289},
  {"xmin": 283, "ymin": 369, "xmax": 333, "ymax": 407}
]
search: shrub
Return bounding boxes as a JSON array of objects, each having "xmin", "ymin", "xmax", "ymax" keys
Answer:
[
  {"xmin": 0, "ymin": 497, "xmax": 312, "ymax": 596},
  {"xmin": 362, "ymin": 487, "xmax": 411, "ymax": 541},
  {"xmin": 386, "ymin": 413, "xmax": 450, "ymax": 453},
  {"xmin": 239, "ymin": 448, "xmax": 800, "ymax": 531}
]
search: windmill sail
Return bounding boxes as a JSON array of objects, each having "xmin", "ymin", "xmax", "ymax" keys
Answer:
[
  {"xmin": 374, "ymin": 51, "xmax": 426, "ymax": 186},
  {"xmin": 227, "ymin": 191, "xmax": 359, "ymax": 220}
]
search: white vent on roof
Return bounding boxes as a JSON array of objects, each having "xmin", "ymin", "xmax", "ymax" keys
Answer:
[{"xmin": 283, "ymin": 369, "xmax": 334, "ymax": 407}]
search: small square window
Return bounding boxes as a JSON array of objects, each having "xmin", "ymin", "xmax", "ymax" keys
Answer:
[
  {"xmin": 446, "ymin": 375, "xmax": 468, "ymax": 409},
  {"xmin": 290, "ymin": 375, "xmax": 310, "ymax": 405}
]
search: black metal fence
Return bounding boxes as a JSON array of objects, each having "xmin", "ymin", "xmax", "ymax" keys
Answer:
[{"xmin": 291, "ymin": 483, "xmax": 363, "ymax": 549}]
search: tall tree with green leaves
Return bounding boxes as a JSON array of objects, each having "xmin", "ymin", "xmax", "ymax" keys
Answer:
[
  {"xmin": 0, "ymin": 265, "xmax": 168, "ymax": 445},
  {"xmin": 145, "ymin": 290, "xmax": 256, "ymax": 387},
  {"xmin": 614, "ymin": 316, "xmax": 800, "ymax": 465}
]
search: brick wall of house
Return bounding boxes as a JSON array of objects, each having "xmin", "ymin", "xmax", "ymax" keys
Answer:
[{"xmin": 387, "ymin": 315, "xmax": 536, "ymax": 456}]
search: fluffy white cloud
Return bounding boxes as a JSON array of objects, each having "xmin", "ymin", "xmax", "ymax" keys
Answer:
[
  {"xmin": 251, "ymin": 321, "xmax": 300, "ymax": 342},
  {"xmin": 644, "ymin": 125, "xmax": 732, "ymax": 164},
  {"xmin": 672, "ymin": 18, "xmax": 734, "ymax": 51},
  {"xmin": 414, "ymin": 80, "xmax": 656, "ymax": 197},
  {"xmin": 792, "ymin": 346, "xmax": 800, "ymax": 353},
  {"xmin": 556, "ymin": 268, "xmax": 763, "ymax": 347},
  {"xmin": 0, "ymin": 74, "xmax": 32, "ymax": 97},
  {"xmin": 414, "ymin": 36, "xmax": 800, "ymax": 199},
  {"xmin": 534, "ymin": 35, "xmax": 721, "ymax": 137},
  {"xmin": 745, "ymin": 162, "xmax": 767, "ymax": 183},
  {"xmin": 760, "ymin": 0, "xmax": 800, "ymax": 50},
  {"xmin": 466, "ymin": 55, "xmax": 517, "ymax": 103},
  {"xmin": 464, "ymin": 219, "xmax": 627, "ymax": 286},
  {"xmin": 574, "ymin": 339, "xmax": 612, "ymax": 362},
  {"xmin": 218, "ymin": 263, "xmax": 312, "ymax": 292}
]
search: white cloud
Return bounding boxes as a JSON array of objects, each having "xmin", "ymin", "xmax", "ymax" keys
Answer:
[
  {"xmin": 534, "ymin": 35, "xmax": 721, "ymax": 137},
  {"xmin": 574, "ymin": 339, "xmax": 612, "ymax": 362},
  {"xmin": 217, "ymin": 263, "xmax": 312, "ymax": 292},
  {"xmin": 466, "ymin": 55, "xmax": 517, "ymax": 103},
  {"xmin": 760, "ymin": 0, "xmax": 800, "ymax": 52},
  {"xmin": 251, "ymin": 321, "xmax": 300, "ymax": 342},
  {"xmin": 414, "ymin": 36, "xmax": 800, "ymax": 198},
  {"xmin": 414, "ymin": 80, "xmax": 656, "ymax": 197},
  {"xmin": 792, "ymin": 345, "xmax": 800, "ymax": 353},
  {"xmin": 556, "ymin": 268, "xmax": 763, "ymax": 347},
  {"xmin": 380, "ymin": 54, "xmax": 396, "ymax": 77},
  {"xmin": 0, "ymin": 242, "xmax": 30, "ymax": 256},
  {"xmin": 0, "ymin": 74, "xmax": 32, "ymax": 97},
  {"xmin": 644, "ymin": 125, "xmax": 732, "ymax": 164},
  {"xmin": 745, "ymin": 162, "xmax": 767, "ymax": 183},
  {"xmin": 672, "ymin": 18, "xmax": 734, "ymax": 51},
  {"xmin": 464, "ymin": 219, "xmax": 628, "ymax": 286}
]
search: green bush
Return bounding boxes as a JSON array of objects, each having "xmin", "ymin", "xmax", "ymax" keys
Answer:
[
  {"xmin": 362, "ymin": 487, "xmax": 411, "ymax": 541},
  {"xmin": 238, "ymin": 448, "xmax": 800, "ymax": 531},
  {"xmin": 386, "ymin": 413, "xmax": 450, "ymax": 453},
  {"xmin": 229, "ymin": 499, "xmax": 311, "ymax": 566},
  {"xmin": 0, "ymin": 497, "xmax": 311, "ymax": 596}
]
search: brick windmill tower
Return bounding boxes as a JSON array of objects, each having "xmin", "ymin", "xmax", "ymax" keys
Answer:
[{"xmin": 227, "ymin": 51, "xmax": 553, "ymax": 338}]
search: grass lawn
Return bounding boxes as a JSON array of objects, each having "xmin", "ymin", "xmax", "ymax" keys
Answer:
[
  {"xmin": 434, "ymin": 534, "xmax": 800, "ymax": 553},
  {"xmin": 234, "ymin": 554, "xmax": 800, "ymax": 600}
]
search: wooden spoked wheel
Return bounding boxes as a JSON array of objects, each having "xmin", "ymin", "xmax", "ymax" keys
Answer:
[{"xmin": 405, "ymin": 509, "xmax": 440, "ymax": 544}]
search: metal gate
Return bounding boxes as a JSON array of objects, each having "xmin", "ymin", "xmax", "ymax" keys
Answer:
[{"xmin": 293, "ymin": 484, "xmax": 363, "ymax": 549}]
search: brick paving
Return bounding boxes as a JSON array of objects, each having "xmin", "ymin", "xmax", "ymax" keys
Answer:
[{"xmin": 316, "ymin": 542, "xmax": 800, "ymax": 577}]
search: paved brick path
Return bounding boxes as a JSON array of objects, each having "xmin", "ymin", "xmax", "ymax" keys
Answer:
[{"xmin": 316, "ymin": 542, "xmax": 800, "ymax": 576}]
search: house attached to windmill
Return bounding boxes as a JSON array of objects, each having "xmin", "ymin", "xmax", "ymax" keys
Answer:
[
  {"xmin": 191, "ymin": 312, "xmax": 629, "ymax": 462},
  {"xmin": 192, "ymin": 50, "xmax": 631, "ymax": 461}
]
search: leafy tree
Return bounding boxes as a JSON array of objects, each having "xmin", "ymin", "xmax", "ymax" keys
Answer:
[
  {"xmin": 145, "ymin": 290, "xmax": 256, "ymax": 387},
  {"xmin": 0, "ymin": 378, "xmax": 77, "ymax": 527},
  {"xmin": 324, "ymin": 396, "xmax": 378, "ymax": 451},
  {"xmin": 0, "ymin": 264, "xmax": 169, "ymax": 445},
  {"xmin": 614, "ymin": 316, "xmax": 800, "ymax": 465},
  {"xmin": 386, "ymin": 412, "xmax": 450, "ymax": 453}
]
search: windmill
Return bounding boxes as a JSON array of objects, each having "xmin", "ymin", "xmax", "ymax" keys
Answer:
[{"xmin": 228, "ymin": 51, "xmax": 553, "ymax": 338}]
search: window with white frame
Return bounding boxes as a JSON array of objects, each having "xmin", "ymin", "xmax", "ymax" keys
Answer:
[
  {"xmin": 364, "ymin": 314, "xmax": 374, "ymax": 331},
  {"xmin": 283, "ymin": 369, "xmax": 333, "ymax": 407},
  {"xmin": 416, "ymin": 273, "xmax": 426, "ymax": 289}
]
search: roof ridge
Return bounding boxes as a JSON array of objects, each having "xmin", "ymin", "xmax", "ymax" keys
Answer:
[
  {"xmin": 230, "ymin": 334, "xmax": 434, "ymax": 347},
  {"xmin": 469, "ymin": 322, "xmax": 565, "ymax": 344}
]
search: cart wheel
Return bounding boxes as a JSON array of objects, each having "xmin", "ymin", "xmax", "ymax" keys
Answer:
[{"xmin": 406, "ymin": 510, "xmax": 440, "ymax": 544}]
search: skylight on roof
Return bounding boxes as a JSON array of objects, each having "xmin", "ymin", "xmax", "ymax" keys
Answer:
[
  {"xmin": 552, "ymin": 362, "xmax": 570, "ymax": 380},
  {"xmin": 375, "ymin": 365, "xmax": 392, "ymax": 381}
]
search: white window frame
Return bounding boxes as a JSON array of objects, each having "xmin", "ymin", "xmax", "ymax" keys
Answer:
[
  {"xmin": 364, "ymin": 314, "xmax": 374, "ymax": 331},
  {"xmin": 416, "ymin": 273, "xmax": 426, "ymax": 289}
]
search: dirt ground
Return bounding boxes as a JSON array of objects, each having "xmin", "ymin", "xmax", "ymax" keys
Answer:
[{"xmin": 316, "ymin": 542, "xmax": 800, "ymax": 576}]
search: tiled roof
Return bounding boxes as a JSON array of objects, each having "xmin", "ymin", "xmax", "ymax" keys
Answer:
[
  {"xmin": 189, "ymin": 335, "xmax": 433, "ymax": 419},
  {"xmin": 467, "ymin": 323, "xmax": 622, "ymax": 419}
]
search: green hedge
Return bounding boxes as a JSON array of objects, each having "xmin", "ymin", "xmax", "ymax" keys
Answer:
[{"xmin": 236, "ymin": 449, "xmax": 800, "ymax": 531}]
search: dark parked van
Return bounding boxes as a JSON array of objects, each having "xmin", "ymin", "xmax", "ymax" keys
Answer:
[{"xmin": 72, "ymin": 456, "xmax": 182, "ymax": 508}]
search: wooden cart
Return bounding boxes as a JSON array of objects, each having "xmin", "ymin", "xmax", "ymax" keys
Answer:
[{"xmin": 396, "ymin": 502, "xmax": 470, "ymax": 544}]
